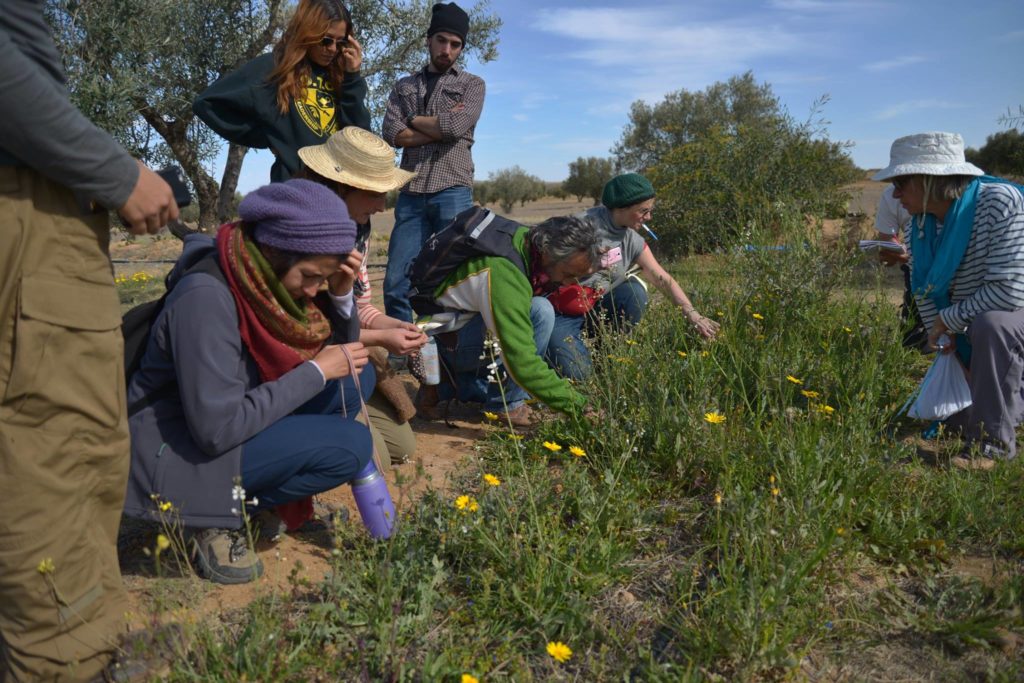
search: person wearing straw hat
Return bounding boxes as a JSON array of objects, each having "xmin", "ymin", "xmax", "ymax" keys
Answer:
[
  {"xmin": 297, "ymin": 127, "xmax": 429, "ymax": 465},
  {"xmin": 123, "ymin": 179, "xmax": 374, "ymax": 584},
  {"xmin": 874, "ymin": 131, "xmax": 1024, "ymax": 470}
]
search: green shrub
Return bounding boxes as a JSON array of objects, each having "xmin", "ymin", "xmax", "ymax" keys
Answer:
[{"xmin": 647, "ymin": 124, "xmax": 859, "ymax": 255}]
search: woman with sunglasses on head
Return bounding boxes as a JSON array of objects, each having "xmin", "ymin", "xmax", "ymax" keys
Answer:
[
  {"xmin": 546, "ymin": 173, "xmax": 720, "ymax": 381},
  {"xmin": 194, "ymin": 0, "xmax": 370, "ymax": 182}
]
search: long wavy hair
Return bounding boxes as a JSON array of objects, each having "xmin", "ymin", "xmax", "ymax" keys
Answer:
[{"xmin": 268, "ymin": 0, "xmax": 353, "ymax": 114}]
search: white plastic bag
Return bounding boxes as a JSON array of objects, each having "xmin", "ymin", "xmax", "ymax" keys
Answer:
[{"xmin": 904, "ymin": 336, "xmax": 972, "ymax": 420}]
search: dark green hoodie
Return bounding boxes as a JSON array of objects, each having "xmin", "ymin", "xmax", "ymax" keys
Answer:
[{"xmin": 194, "ymin": 53, "xmax": 371, "ymax": 182}]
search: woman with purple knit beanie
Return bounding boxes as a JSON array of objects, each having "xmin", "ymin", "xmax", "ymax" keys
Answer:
[{"xmin": 123, "ymin": 179, "xmax": 375, "ymax": 584}]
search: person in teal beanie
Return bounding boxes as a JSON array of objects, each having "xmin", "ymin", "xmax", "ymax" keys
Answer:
[
  {"xmin": 546, "ymin": 173, "xmax": 720, "ymax": 380},
  {"xmin": 194, "ymin": 0, "xmax": 371, "ymax": 182}
]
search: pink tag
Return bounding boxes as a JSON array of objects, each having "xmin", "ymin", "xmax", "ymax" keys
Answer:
[{"xmin": 601, "ymin": 246, "xmax": 623, "ymax": 268}]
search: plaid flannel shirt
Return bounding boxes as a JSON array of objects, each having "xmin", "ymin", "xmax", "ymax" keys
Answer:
[{"xmin": 381, "ymin": 64, "xmax": 485, "ymax": 194}]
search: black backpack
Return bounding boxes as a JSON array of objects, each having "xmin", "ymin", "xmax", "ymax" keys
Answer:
[
  {"xmin": 407, "ymin": 206, "xmax": 527, "ymax": 316},
  {"xmin": 122, "ymin": 253, "xmax": 224, "ymax": 415}
]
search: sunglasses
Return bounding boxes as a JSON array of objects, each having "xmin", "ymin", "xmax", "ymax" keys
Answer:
[
  {"xmin": 319, "ymin": 35, "xmax": 349, "ymax": 48},
  {"xmin": 892, "ymin": 176, "xmax": 914, "ymax": 191}
]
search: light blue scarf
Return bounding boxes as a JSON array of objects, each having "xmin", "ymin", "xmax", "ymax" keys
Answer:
[{"xmin": 909, "ymin": 175, "xmax": 1022, "ymax": 364}]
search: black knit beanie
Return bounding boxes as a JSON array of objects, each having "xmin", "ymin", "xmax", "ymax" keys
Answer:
[{"xmin": 428, "ymin": 2, "xmax": 469, "ymax": 42}]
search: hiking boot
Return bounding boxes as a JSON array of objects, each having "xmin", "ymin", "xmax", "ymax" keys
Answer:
[
  {"xmin": 415, "ymin": 384, "xmax": 445, "ymax": 421},
  {"xmin": 498, "ymin": 403, "xmax": 538, "ymax": 428},
  {"xmin": 253, "ymin": 509, "xmax": 287, "ymax": 543},
  {"xmin": 190, "ymin": 528, "xmax": 263, "ymax": 584},
  {"xmin": 91, "ymin": 623, "xmax": 184, "ymax": 683}
]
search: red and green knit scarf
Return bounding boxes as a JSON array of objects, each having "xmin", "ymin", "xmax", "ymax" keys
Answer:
[{"xmin": 216, "ymin": 223, "xmax": 332, "ymax": 382}]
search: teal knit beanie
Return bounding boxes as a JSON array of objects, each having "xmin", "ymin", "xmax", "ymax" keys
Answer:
[{"xmin": 602, "ymin": 173, "xmax": 655, "ymax": 209}]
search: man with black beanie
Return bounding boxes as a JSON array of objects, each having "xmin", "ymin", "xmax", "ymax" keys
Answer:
[{"xmin": 381, "ymin": 2, "xmax": 485, "ymax": 331}]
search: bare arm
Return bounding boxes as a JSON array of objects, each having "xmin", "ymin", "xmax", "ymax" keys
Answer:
[
  {"xmin": 635, "ymin": 247, "xmax": 719, "ymax": 339},
  {"xmin": 393, "ymin": 127, "xmax": 440, "ymax": 148}
]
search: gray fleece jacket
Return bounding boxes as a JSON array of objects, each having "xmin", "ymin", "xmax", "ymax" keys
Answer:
[{"xmin": 123, "ymin": 234, "xmax": 360, "ymax": 528}]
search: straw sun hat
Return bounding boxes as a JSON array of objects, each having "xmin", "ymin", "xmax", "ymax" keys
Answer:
[
  {"xmin": 298, "ymin": 127, "xmax": 415, "ymax": 193},
  {"xmin": 872, "ymin": 131, "xmax": 984, "ymax": 181}
]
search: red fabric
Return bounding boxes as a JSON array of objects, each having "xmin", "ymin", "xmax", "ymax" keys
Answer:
[
  {"xmin": 216, "ymin": 224, "xmax": 323, "ymax": 530},
  {"xmin": 548, "ymin": 283, "xmax": 603, "ymax": 316}
]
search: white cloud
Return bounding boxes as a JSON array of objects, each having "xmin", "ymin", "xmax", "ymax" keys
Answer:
[
  {"xmin": 768, "ymin": 0, "xmax": 882, "ymax": 12},
  {"xmin": 862, "ymin": 55, "xmax": 927, "ymax": 72},
  {"xmin": 996, "ymin": 29, "xmax": 1024, "ymax": 43},
  {"xmin": 873, "ymin": 99, "xmax": 966, "ymax": 121},
  {"xmin": 512, "ymin": 113, "xmax": 529, "ymax": 122},
  {"xmin": 534, "ymin": 8, "xmax": 809, "ymax": 100}
]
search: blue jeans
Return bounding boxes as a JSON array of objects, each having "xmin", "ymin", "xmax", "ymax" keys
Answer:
[
  {"xmin": 384, "ymin": 186, "xmax": 474, "ymax": 323},
  {"xmin": 241, "ymin": 367, "xmax": 375, "ymax": 507},
  {"xmin": 546, "ymin": 279, "xmax": 649, "ymax": 380},
  {"xmin": 436, "ymin": 297, "xmax": 555, "ymax": 411}
]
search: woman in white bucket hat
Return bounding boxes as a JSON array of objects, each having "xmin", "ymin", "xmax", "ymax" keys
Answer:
[
  {"xmin": 874, "ymin": 131, "xmax": 1024, "ymax": 469},
  {"xmin": 297, "ymin": 127, "xmax": 428, "ymax": 466}
]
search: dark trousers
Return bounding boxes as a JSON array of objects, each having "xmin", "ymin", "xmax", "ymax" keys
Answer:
[{"xmin": 241, "ymin": 368, "xmax": 375, "ymax": 507}]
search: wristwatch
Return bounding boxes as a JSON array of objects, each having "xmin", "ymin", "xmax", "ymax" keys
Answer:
[{"xmin": 406, "ymin": 113, "xmax": 417, "ymax": 130}]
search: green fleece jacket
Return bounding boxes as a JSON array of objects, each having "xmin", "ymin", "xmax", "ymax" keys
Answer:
[
  {"xmin": 434, "ymin": 227, "xmax": 587, "ymax": 413},
  {"xmin": 193, "ymin": 53, "xmax": 371, "ymax": 182}
]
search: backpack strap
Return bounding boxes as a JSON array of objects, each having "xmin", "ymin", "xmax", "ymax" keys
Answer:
[{"xmin": 126, "ymin": 253, "xmax": 226, "ymax": 416}]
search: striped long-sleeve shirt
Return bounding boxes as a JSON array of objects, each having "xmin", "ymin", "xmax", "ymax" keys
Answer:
[
  {"xmin": 908, "ymin": 183, "xmax": 1024, "ymax": 333},
  {"xmin": 354, "ymin": 235, "xmax": 385, "ymax": 329}
]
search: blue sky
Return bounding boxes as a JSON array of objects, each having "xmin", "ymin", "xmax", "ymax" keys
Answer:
[{"xmin": 231, "ymin": 0, "xmax": 1024, "ymax": 193}]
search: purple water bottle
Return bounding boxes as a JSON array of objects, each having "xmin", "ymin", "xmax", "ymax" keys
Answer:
[{"xmin": 350, "ymin": 460, "xmax": 397, "ymax": 539}]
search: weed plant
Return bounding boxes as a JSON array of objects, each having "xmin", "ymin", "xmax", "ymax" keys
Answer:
[{"xmin": 164, "ymin": 217, "xmax": 1023, "ymax": 681}]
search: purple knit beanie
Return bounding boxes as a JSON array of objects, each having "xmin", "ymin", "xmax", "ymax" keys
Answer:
[{"xmin": 239, "ymin": 179, "xmax": 356, "ymax": 255}]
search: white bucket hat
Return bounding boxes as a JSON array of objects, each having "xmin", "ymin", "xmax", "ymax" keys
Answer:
[
  {"xmin": 872, "ymin": 131, "xmax": 984, "ymax": 181},
  {"xmin": 298, "ymin": 127, "xmax": 415, "ymax": 193}
]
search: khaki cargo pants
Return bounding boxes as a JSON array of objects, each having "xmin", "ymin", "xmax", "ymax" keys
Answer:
[{"xmin": 0, "ymin": 168, "xmax": 129, "ymax": 682}]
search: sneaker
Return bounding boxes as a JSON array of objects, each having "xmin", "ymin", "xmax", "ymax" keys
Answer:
[
  {"xmin": 950, "ymin": 441, "xmax": 1005, "ymax": 471},
  {"xmin": 190, "ymin": 528, "xmax": 263, "ymax": 584}
]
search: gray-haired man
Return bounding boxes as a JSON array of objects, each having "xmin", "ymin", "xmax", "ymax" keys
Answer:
[{"xmin": 416, "ymin": 215, "xmax": 602, "ymax": 425}]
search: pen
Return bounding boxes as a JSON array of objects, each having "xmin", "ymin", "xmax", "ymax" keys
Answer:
[{"xmin": 641, "ymin": 223, "xmax": 658, "ymax": 240}]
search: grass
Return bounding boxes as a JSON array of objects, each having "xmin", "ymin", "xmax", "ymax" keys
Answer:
[{"xmin": 118, "ymin": 216, "xmax": 1024, "ymax": 681}]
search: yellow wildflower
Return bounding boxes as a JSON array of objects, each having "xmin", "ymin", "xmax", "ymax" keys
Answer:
[
  {"xmin": 677, "ymin": 351, "xmax": 687, "ymax": 358},
  {"xmin": 771, "ymin": 487, "xmax": 780, "ymax": 498},
  {"xmin": 569, "ymin": 446, "xmax": 586, "ymax": 457},
  {"xmin": 462, "ymin": 676, "xmax": 479, "ymax": 683},
  {"xmin": 800, "ymin": 389, "xmax": 820, "ymax": 399},
  {"xmin": 37, "ymin": 558, "xmax": 55, "ymax": 575},
  {"xmin": 468, "ymin": 499, "xmax": 479, "ymax": 512},
  {"xmin": 626, "ymin": 339, "xmax": 637, "ymax": 345},
  {"xmin": 454, "ymin": 495, "xmax": 471, "ymax": 510},
  {"xmin": 769, "ymin": 474, "xmax": 776, "ymax": 485},
  {"xmin": 700, "ymin": 350, "xmax": 709, "ymax": 358},
  {"xmin": 155, "ymin": 534, "xmax": 171, "ymax": 555},
  {"xmin": 483, "ymin": 473, "xmax": 501, "ymax": 486},
  {"xmin": 507, "ymin": 433, "xmax": 524, "ymax": 441},
  {"xmin": 843, "ymin": 326, "xmax": 853, "ymax": 333},
  {"xmin": 836, "ymin": 527, "xmax": 846, "ymax": 536},
  {"xmin": 543, "ymin": 441, "xmax": 562, "ymax": 452},
  {"xmin": 786, "ymin": 375, "xmax": 802, "ymax": 385},
  {"xmin": 703, "ymin": 411, "xmax": 726, "ymax": 424},
  {"xmin": 158, "ymin": 500, "xmax": 173, "ymax": 512},
  {"xmin": 752, "ymin": 312, "xmax": 764, "ymax": 320},
  {"xmin": 813, "ymin": 404, "xmax": 836, "ymax": 415},
  {"xmin": 483, "ymin": 411, "xmax": 499, "ymax": 421},
  {"xmin": 713, "ymin": 491, "xmax": 723, "ymax": 506},
  {"xmin": 546, "ymin": 641, "xmax": 572, "ymax": 663}
]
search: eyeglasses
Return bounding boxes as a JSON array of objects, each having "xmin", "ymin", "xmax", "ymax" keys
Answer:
[
  {"xmin": 892, "ymin": 177, "xmax": 913, "ymax": 191},
  {"xmin": 636, "ymin": 206, "xmax": 654, "ymax": 218},
  {"xmin": 318, "ymin": 35, "xmax": 349, "ymax": 48}
]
